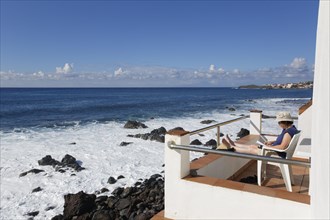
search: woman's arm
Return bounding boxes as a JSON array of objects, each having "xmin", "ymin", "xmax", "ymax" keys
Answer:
[
  {"xmin": 268, "ymin": 133, "xmax": 292, "ymax": 150},
  {"xmin": 265, "ymin": 140, "xmax": 275, "ymax": 145}
]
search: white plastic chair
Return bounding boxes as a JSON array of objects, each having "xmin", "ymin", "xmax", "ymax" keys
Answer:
[{"xmin": 257, "ymin": 132, "xmax": 301, "ymax": 192}]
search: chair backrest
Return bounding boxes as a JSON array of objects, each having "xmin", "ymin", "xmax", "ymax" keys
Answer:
[{"xmin": 285, "ymin": 131, "xmax": 301, "ymax": 159}]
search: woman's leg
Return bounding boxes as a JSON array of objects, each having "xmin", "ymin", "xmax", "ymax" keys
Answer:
[
  {"xmin": 225, "ymin": 135, "xmax": 251, "ymax": 148},
  {"xmin": 221, "ymin": 139, "xmax": 259, "ymax": 154},
  {"xmin": 234, "ymin": 145, "xmax": 260, "ymax": 155}
]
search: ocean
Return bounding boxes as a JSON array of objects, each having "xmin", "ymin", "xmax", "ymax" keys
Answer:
[
  {"xmin": 0, "ymin": 87, "xmax": 312, "ymax": 219},
  {"xmin": 0, "ymin": 88, "xmax": 312, "ymax": 131}
]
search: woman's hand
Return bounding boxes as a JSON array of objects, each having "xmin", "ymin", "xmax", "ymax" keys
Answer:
[{"xmin": 264, "ymin": 141, "xmax": 273, "ymax": 146}]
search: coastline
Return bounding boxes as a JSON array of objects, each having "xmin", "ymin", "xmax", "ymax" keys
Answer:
[
  {"xmin": 0, "ymin": 91, "xmax": 312, "ymax": 220},
  {"xmin": 238, "ymin": 81, "xmax": 313, "ymax": 89}
]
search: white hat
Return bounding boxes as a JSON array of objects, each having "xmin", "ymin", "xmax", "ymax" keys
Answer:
[{"xmin": 276, "ymin": 112, "xmax": 293, "ymax": 122}]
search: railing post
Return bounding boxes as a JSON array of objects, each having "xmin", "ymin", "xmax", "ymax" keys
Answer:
[
  {"xmin": 217, "ymin": 126, "xmax": 220, "ymax": 145},
  {"xmin": 164, "ymin": 129, "xmax": 190, "ymax": 217},
  {"xmin": 250, "ymin": 110, "xmax": 262, "ymax": 135}
]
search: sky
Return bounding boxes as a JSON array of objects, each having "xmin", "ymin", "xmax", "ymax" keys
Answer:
[{"xmin": 0, "ymin": 0, "xmax": 319, "ymax": 87}]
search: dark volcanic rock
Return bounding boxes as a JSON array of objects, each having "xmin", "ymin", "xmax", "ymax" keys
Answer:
[
  {"xmin": 51, "ymin": 214, "xmax": 64, "ymax": 220},
  {"xmin": 168, "ymin": 127, "xmax": 184, "ymax": 132},
  {"xmin": 228, "ymin": 107, "xmax": 236, "ymax": 111},
  {"xmin": 200, "ymin": 120, "xmax": 216, "ymax": 124},
  {"xmin": 107, "ymin": 196, "xmax": 119, "ymax": 209},
  {"xmin": 117, "ymin": 175, "xmax": 125, "ymax": 180},
  {"xmin": 151, "ymin": 127, "xmax": 166, "ymax": 135},
  {"xmin": 32, "ymin": 187, "xmax": 42, "ymax": 193},
  {"xmin": 190, "ymin": 139, "xmax": 203, "ymax": 145},
  {"xmin": 54, "ymin": 174, "xmax": 165, "ymax": 220},
  {"xmin": 100, "ymin": 188, "xmax": 109, "ymax": 193},
  {"xmin": 107, "ymin": 176, "xmax": 117, "ymax": 184},
  {"xmin": 117, "ymin": 198, "xmax": 131, "ymax": 210},
  {"xmin": 63, "ymin": 191, "xmax": 96, "ymax": 219},
  {"xmin": 129, "ymin": 127, "xmax": 166, "ymax": 143},
  {"xmin": 19, "ymin": 169, "xmax": 45, "ymax": 177},
  {"xmin": 61, "ymin": 154, "xmax": 76, "ymax": 165},
  {"xmin": 26, "ymin": 211, "xmax": 39, "ymax": 217},
  {"xmin": 38, "ymin": 155, "xmax": 61, "ymax": 166},
  {"xmin": 92, "ymin": 210, "xmax": 112, "ymax": 220},
  {"xmin": 119, "ymin": 142, "xmax": 133, "ymax": 146},
  {"xmin": 45, "ymin": 206, "xmax": 56, "ymax": 211},
  {"xmin": 215, "ymin": 133, "xmax": 224, "ymax": 137},
  {"xmin": 38, "ymin": 154, "xmax": 85, "ymax": 172},
  {"xmin": 124, "ymin": 121, "xmax": 148, "ymax": 129},
  {"xmin": 61, "ymin": 154, "xmax": 85, "ymax": 172},
  {"xmin": 204, "ymin": 139, "xmax": 217, "ymax": 147},
  {"xmin": 237, "ymin": 128, "xmax": 250, "ymax": 138},
  {"xmin": 112, "ymin": 187, "xmax": 124, "ymax": 197}
]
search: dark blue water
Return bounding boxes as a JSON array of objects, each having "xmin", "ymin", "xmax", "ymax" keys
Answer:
[{"xmin": 0, "ymin": 88, "xmax": 312, "ymax": 131}]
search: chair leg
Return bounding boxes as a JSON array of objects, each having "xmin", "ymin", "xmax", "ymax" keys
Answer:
[
  {"xmin": 257, "ymin": 161, "xmax": 267, "ymax": 186},
  {"xmin": 257, "ymin": 160, "xmax": 262, "ymax": 186},
  {"xmin": 279, "ymin": 164, "xmax": 292, "ymax": 192},
  {"xmin": 289, "ymin": 165, "xmax": 295, "ymax": 185}
]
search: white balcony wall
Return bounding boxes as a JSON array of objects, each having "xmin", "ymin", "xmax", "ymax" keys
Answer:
[
  {"xmin": 165, "ymin": 179, "xmax": 310, "ymax": 219},
  {"xmin": 197, "ymin": 157, "xmax": 250, "ymax": 179},
  {"xmin": 311, "ymin": 0, "xmax": 330, "ymax": 219}
]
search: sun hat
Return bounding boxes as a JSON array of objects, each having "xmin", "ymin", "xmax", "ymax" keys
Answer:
[{"xmin": 276, "ymin": 112, "xmax": 293, "ymax": 122}]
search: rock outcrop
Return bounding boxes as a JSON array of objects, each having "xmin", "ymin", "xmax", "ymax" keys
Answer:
[
  {"xmin": 52, "ymin": 174, "xmax": 164, "ymax": 220},
  {"xmin": 124, "ymin": 121, "xmax": 148, "ymax": 129}
]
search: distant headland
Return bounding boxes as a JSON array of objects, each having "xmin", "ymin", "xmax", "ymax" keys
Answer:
[{"xmin": 238, "ymin": 81, "xmax": 313, "ymax": 89}]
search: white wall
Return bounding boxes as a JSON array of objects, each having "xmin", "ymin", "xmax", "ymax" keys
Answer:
[
  {"xmin": 298, "ymin": 106, "xmax": 312, "ymax": 139},
  {"xmin": 166, "ymin": 179, "xmax": 311, "ymax": 219},
  {"xmin": 295, "ymin": 107, "xmax": 312, "ymax": 158},
  {"xmin": 198, "ymin": 157, "xmax": 250, "ymax": 179},
  {"xmin": 165, "ymin": 132, "xmax": 311, "ymax": 219},
  {"xmin": 311, "ymin": 0, "xmax": 330, "ymax": 219}
]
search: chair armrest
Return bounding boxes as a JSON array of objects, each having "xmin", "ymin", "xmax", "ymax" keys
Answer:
[
  {"xmin": 263, "ymin": 145, "xmax": 286, "ymax": 153},
  {"xmin": 261, "ymin": 133, "xmax": 278, "ymax": 137}
]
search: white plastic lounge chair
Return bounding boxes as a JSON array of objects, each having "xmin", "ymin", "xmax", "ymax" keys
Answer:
[{"xmin": 257, "ymin": 132, "xmax": 301, "ymax": 192}]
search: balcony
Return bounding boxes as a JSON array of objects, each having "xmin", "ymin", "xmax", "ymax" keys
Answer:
[{"xmin": 159, "ymin": 110, "xmax": 311, "ymax": 219}]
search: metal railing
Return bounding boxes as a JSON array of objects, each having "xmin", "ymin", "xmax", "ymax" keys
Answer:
[
  {"xmin": 169, "ymin": 143, "xmax": 311, "ymax": 168},
  {"xmin": 188, "ymin": 115, "xmax": 249, "ymax": 144}
]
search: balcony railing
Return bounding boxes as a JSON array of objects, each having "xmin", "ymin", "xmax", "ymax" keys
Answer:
[{"xmin": 169, "ymin": 143, "xmax": 311, "ymax": 167}]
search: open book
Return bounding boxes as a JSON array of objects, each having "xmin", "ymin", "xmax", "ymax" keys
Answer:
[{"xmin": 256, "ymin": 135, "xmax": 268, "ymax": 146}]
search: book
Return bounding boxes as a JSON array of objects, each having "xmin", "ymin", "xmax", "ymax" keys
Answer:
[
  {"xmin": 256, "ymin": 134, "xmax": 270, "ymax": 147},
  {"xmin": 256, "ymin": 140, "xmax": 267, "ymax": 146}
]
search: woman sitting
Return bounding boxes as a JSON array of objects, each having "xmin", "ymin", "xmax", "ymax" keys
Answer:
[{"xmin": 221, "ymin": 112, "xmax": 298, "ymax": 157}]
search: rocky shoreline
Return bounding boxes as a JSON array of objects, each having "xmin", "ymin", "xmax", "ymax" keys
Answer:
[
  {"xmin": 51, "ymin": 174, "xmax": 165, "ymax": 220},
  {"xmin": 239, "ymin": 81, "xmax": 313, "ymax": 89},
  {"xmin": 17, "ymin": 120, "xmax": 253, "ymax": 220}
]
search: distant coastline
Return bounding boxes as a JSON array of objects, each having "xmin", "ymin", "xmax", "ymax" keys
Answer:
[{"xmin": 238, "ymin": 81, "xmax": 313, "ymax": 89}]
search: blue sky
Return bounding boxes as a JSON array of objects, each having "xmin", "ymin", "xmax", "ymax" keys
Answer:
[{"xmin": 0, "ymin": 0, "xmax": 319, "ymax": 87}]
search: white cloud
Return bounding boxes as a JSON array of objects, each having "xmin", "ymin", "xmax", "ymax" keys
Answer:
[
  {"xmin": 56, "ymin": 63, "xmax": 74, "ymax": 74},
  {"xmin": 218, "ymin": 68, "xmax": 225, "ymax": 74},
  {"xmin": 0, "ymin": 57, "xmax": 314, "ymax": 87},
  {"xmin": 33, "ymin": 71, "xmax": 45, "ymax": 78},
  {"xmin": 209, "ymin": 64, "xmax": 216, "ymax": 72},
  {"xmin": 114, "ymin": 67, "xmax": 124, "ymax": 77},
  {"xmin": 233, "ymin": 69, "xmax": 240, "ymax": 74},
  {"xmin": 289, "ymin": 57, "xmax": 307, "ymax": 69}
]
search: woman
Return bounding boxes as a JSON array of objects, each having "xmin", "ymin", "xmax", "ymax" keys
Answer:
[{"xmin": 221, "ymin": 112, "xmax": 298, "ymax": 157}]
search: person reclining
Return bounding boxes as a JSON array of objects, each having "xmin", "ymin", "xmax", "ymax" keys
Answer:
[{"xmin": 221, "ymin": 112, "xmax": 298, "ymax": 158}]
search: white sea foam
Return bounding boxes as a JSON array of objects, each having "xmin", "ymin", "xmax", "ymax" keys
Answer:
[{"xmin": 0, "ymin": 98, "xmax": 305, "ymax": 219}]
